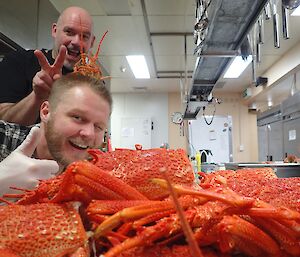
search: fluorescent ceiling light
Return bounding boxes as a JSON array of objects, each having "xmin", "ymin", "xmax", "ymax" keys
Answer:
[
  {"xmin": 126, "ymin": 55, "xmax": 150, "ymax": 79},
  {"xmin": 268, "ymin": 100, "xmax": 273, "ymax": 107},
  {"xmin": 223, "ymin": 55, "xmax": 253, "ymax": 78},
  {"xmin": 291, "ymin": 6, "xmax": 300, "ymax": 16}
]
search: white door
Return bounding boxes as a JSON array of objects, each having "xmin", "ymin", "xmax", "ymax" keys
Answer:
[
  {"xmin": 188, "ymin": 115, "xmax": 233, "ymax": 163},
  {"xmin": 119, "ymin": 117, "xmax": 151, "ymax": 149}
]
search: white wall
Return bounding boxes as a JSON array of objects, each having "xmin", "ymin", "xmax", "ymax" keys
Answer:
[
  {"xmin": 0, "ymin": 0, "xmax": 58, "ymax": 49},
  {"xmin": 37, "ymin": 0, "xmax": 59, "ymax": 49},
  {"xmin": 111, "ymin": 93, "xmax": 169, "ymax": 149}
]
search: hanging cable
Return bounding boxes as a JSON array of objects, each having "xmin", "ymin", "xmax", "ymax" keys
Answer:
[
  {"xmin": 197, "ymin": 0, "xmax": 212, "ymax": 25},
  {"xmin": 203, "ymin": 102, "xmax": 216, "ymax": 125}
]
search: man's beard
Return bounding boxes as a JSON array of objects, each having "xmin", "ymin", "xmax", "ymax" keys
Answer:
[
  {"xmin": 45, "ymin": 119, "xmax": 70, "ymax": 167},
  {"xmin": 64, "ymin": 59, "xmax": 76, "ymax": 71}
]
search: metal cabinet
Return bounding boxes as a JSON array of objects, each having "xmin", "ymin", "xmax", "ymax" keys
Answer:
[
  {"xmin": 257, "ymin": 121, "xmax": 283, "ymax": 161},
  {"xmin": 283, "ymin": 116, "xmax": 300, "ymax": 156},
  {"xmin": 257, "ymin": 125, "xmax": 268, "ymax": 161},
  {"xmin": 257, "ymin": 106, "xmax": 283, "ymax": 161},
  {"xmin": 257, "ymin": 92, "xmax": 300, "ymax": 161},
  {"xmin": 268, "ymin": 121, "xmax": 284, "ymax": 160},
  {"xmin": 282, "ymin": 92, "xmax": 300, "ymax": 157}
]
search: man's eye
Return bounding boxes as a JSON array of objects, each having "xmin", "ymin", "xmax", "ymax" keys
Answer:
[
  {"xmin": 72, "ymin": 115, "xmax": 82, "ymax": 121},
  {"xmin": 65, "ymin": 30, "xmax": 74, "ymax": 36},
  {"xmin": 95, "ymin": 125, "xmax": 103, "ymax": 131},
  {"xmin": 83, "ymin": 34, "xmax": 90, "ymax": 41}
]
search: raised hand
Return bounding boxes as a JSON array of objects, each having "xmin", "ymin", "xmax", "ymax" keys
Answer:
[
  {"xmin": 32, "ymin": 45, "xmax": 67, "ymax": 101},
  {"xmin": 0, "ymin": 127, "xmax": 59, "ymax": 195}
]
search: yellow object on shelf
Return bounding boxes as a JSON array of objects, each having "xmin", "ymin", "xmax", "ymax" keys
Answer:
[{"xmin": 195, "ymin": 151, "xmax": 201, "ymax": 172}]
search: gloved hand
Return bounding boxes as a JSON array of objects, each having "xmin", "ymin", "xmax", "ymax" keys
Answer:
[{"xmin": 0, "ymin": 126, "xmax": 59, "ymax": 196}]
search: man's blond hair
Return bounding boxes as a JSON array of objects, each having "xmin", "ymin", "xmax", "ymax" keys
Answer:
[{"xmin": 48, "ymin": 73, "xmax": 112, "ymax": 113}]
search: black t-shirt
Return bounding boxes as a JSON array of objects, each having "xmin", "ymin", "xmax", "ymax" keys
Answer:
[{"xmin": 0, "ymin": 48, "xmax": 72, "ymax": 103}]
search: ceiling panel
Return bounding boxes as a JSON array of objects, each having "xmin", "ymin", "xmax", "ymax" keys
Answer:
[
  {"xmin": 100, "ymin": 55, "xmax": 128, "ymax": 78},
  {"xmin": 92, "ymin": 16, "xmax": 150, "ymax": 55},
  {"xmin": 145, "ymin": 0, "xmax": 194, "ymax": 15},
  {"xmin": 99, "ymin": 0, "xmax": 131, "ymax": 15},
  {"xmin": 152, "ymin": 36, "xmax": 184, "ymax": 54},
  {"xmin": 50, "ymin": 0, "xmax": 106, "ymax": 15},
  {"xmin": 111, "ymin": 77, "xmax": 192, "ymax": 93},
  {"xmin": 148, "ymin": 16, "xmax": 193, "ymax": 32},
  {"xmin": 156, "ymin": 55, "xmax": 185, "ymax": 71}
]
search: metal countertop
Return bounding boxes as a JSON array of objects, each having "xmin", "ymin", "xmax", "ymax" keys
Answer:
[{"xmin": 224, "ymin": 162, "xmax": 300, "ymax": 178}]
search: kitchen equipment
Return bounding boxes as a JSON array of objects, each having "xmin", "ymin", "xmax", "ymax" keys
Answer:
[
  {"xmin": 200, "ymin": 149, "xmax": 213, "ymax": 163},
  {"xmin": 224, "ymin": 162, "xmax": 300, "ymax": 178}
]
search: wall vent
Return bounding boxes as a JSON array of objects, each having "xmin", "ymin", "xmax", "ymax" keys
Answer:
[{"xmin": 132, "ymin": 86, "xmax": 148, "ymax": 91}]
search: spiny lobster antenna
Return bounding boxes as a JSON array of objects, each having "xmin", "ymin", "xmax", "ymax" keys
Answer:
[
  {"xmin": 160, "ymin": 167, "xmax": 204, "ymax": 257},
  {"xmin": 79, "ymin": 28, "xmax": 84, "ymax": 54},
  {"xmin": 73, "ymin": 30, "xmax": 110, "ymax": 81},
  {"xmin": 79, "ymin": 19, "xmax": 86, "ymax": 65},
  {"xmin": 95, "ymin": 30, "xmax": 108, "ymax": 58}
]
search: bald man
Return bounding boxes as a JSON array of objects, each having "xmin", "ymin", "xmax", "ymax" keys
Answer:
[{"xmin": 0, "ymin": 6, "xmax": 95, "ymax": 125}]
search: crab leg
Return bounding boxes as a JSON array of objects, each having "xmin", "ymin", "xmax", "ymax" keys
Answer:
[
  {"xmin": 151, "ymin": 178, "xmax": 254, "ymax": 207},
  {"xmin": 100, "ymin": 213, "xmax": 193, "ymax": 257},
  {"xmin": 217, "ymin": 215, "xmax": 282, "ymax": 256},
  {"xmin": 247, "ymin": 202, "xmax": 300, "ymax": 221},
  {"xmin": 153, "ymin": 178, "xmax": 300, "ymax": 221},
  {"xmin": 94, "ymin": 195, "xmax": 206, "ymax": 238},
  {"xmin": 87, "ymin": 200, "xmax": 158, "ymax": 215},
  {"xmin": 94, "ymin": 181, "xmax": 256, "ymax": 238},
  {"xmin": 51, "ymin": 161, "xmax": 148, "ymax": 204},
  {"xmin": 94, "ymin": 201, "xmax": 175, "ymax": 238},
  {"xmin": 87, "ymin": 199, "xmax": 162, "ymax": 226},
  {"xmin": 253, "ymin": 217, "xmax": 300, "ymax": 256}
]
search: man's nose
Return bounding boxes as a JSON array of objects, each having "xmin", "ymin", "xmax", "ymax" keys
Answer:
[
  {"xmin": 80, "ymin": 124, "xmax": 95, "ymax": 138},
  {"xmin": 71, "ymin": 34, "xmax": 82, "ymax": 47}
]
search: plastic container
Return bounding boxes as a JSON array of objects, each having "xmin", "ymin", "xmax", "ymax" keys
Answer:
[{"xmin": 195, "ymin": 151, "xmax": 201, "ymax": 172}]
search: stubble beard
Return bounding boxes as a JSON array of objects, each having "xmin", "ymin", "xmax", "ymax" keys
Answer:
[
  {"xmin": 64, "ymin": 58, "xmax": 76, "ymax": 71},
  {"xmin": 45, "ymin": 118, "xmax": 71, "ymax": 167}
]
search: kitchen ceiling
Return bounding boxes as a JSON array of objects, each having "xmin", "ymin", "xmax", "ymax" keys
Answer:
[{"xmin": 49, "ymin": 0, "xmax": 300, "ymax": 110}]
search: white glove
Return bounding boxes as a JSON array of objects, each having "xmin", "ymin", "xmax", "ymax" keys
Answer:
[{"xmin": 0, "ymin": 126, "xmax": 59, "ymax": 196}]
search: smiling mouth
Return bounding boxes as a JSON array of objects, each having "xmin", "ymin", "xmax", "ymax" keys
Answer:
[
  {"xmin": 67, "ymin": 48, "xmax": 80, "ymax": 59},
  {"xmin": 69, "ymin": 140, "xmax": 89, "ymax": 150}
]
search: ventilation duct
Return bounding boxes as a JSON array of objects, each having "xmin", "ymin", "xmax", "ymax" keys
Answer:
[
  {"xmin": 184, "ymin": 0, "xmax": 269, "ymax": 119},
  {"xmin": 282, "ymin": 0, "xmax": 300, "ymax": 9}
]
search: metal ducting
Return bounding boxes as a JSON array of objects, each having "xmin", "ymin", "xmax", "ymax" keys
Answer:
[
  {"xmin": 0, "ymin": 32, "xmax": 23, "ymax": 58},
  {"xmin": 282, "ymin": 0, "xmax": 300, "ymax": 9},
  {"xmin": 184, "ymin": 0, "xmax": 269, "ymax": 119}
]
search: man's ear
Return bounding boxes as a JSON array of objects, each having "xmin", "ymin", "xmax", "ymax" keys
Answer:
[
  {"xmin": 51, "ymin": 23, "xmax": 57, "ymax": 38},
  {"xmin": 40, "ymin": 101, "xmax": 51, "ymax": 122}
]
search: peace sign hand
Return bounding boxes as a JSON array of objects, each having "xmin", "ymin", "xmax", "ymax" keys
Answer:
[{"xmin": 32, "ymin": 45, "xmax": 67, "ymax": 101}]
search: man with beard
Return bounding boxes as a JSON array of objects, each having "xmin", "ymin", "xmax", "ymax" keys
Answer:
[
  {"xmin": 0, "ymin": 6, "xmax": 95, "ymax": 126},
  {"xmin": 0, "ymin": 73, "xmax": 112, "ymax": 194}
]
